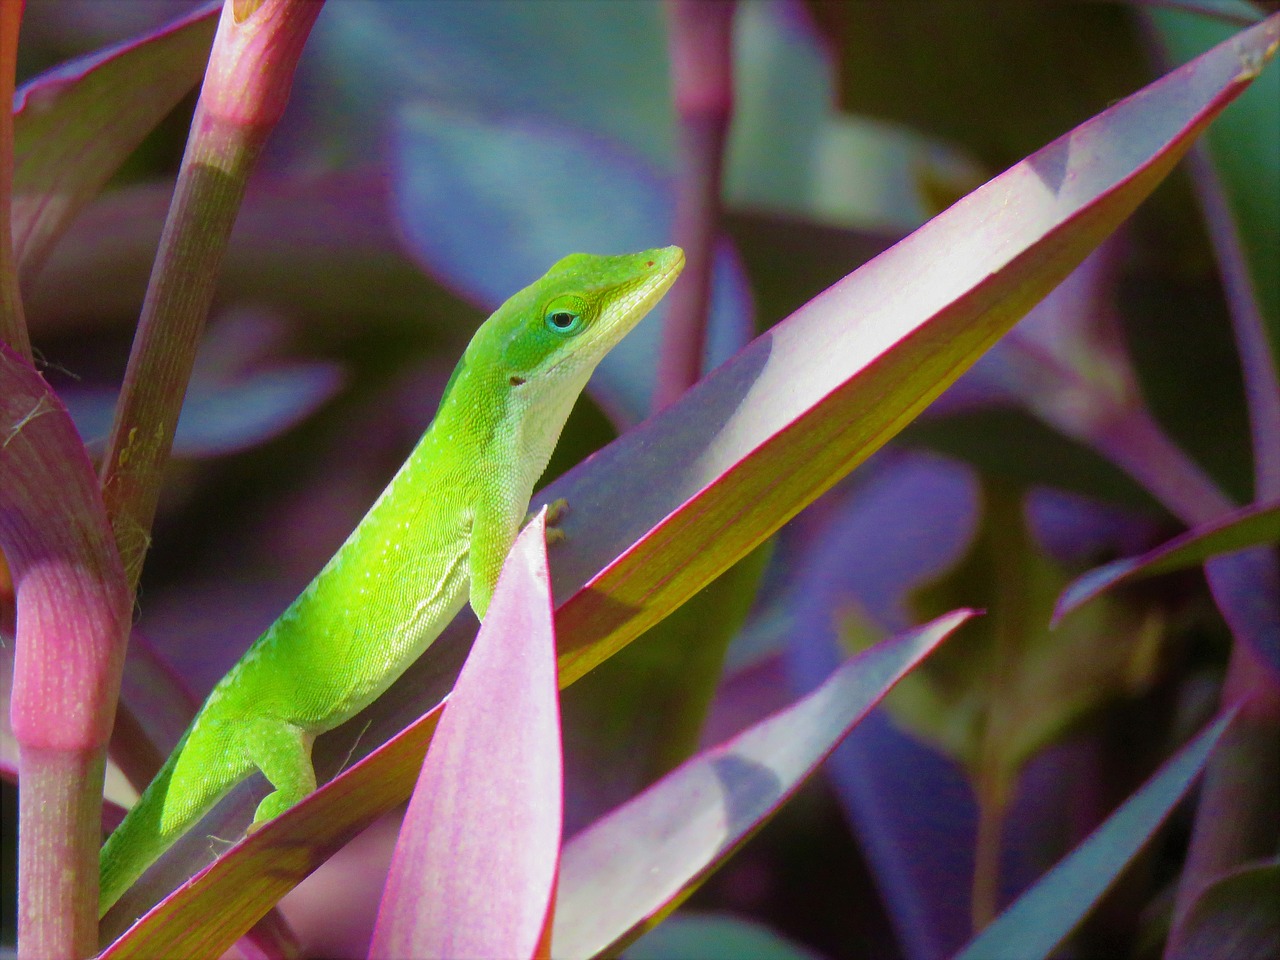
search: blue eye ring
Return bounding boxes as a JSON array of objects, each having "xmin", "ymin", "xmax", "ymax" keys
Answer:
[{"xmin": 543, "ymin": 295, "xmax": 587, "ymax": 335}]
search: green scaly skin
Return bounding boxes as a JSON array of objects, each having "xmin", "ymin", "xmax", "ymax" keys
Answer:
[{"xmin": 99, "ymin": 247, "xmax": 685, "ymax": 918}]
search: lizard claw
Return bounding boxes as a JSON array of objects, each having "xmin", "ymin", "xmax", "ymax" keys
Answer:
[{"xmin": 528, "ymin": 498, "xmax": 569, "ymax": 544}]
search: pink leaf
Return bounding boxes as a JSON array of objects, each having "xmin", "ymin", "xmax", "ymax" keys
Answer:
[{"xmin": 370, "ymin": 510, "xmax": 563, "ymax": 960}]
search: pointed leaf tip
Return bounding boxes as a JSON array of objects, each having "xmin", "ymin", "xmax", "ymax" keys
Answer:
[
  {"xmin": 553, "ymin": 609, "xmax": 972, "ymax": 958},
  {"xmin": 371, "ymin": 509, "xmax": 562, "ymax": 960},
  {"xmin": 1054, "ymin": 500, "xmax": 1280, "ymax": 625}
]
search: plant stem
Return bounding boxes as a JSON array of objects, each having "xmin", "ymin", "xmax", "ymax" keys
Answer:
[
  {"xmin": 1097, "ymin": 408, "xmax": 1237, "ymax": 523},
  {"xmin": 17, "ymin": 750, "xmax": 104, "ymax": 959},
  {"xmin": 2, "ymin": 346, "xmax": 131, "ymax": 958},
  {"xmin": 971, "ymin": 765, "xmax": 1009, "ymax": 933},
  {"xmin": 655, "ymin": 0, "xmax": 735, "ymax": 411},
  {"xmin": 89, "ymin": 4, "xmax": 322, "ymax": 952},
  {"xmin": 98, "ymin": 111, "xmax": 261, "ymax": 589},
  {"xmin": 1186, "ymin": 144, "xmax": 1280, "ymax": 502},
  {"xmin": 98, "ymin": 0, "xmax": 324, "ymax": 591}
]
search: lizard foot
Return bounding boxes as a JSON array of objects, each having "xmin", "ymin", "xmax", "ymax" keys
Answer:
[
  {"xmin": 544, "ymin": 498, "xmax": 569, "ymax": 544},
  {"xmin": 525, "ymin": 498, "xmax": 570, "ymax": 544}
]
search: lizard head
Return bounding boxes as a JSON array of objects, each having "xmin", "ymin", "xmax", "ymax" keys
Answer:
[
  {"xmin": 482, "ymin": 246, "xmax": 685, "ymax": 395},
  {"xmin": 432, "ymin": 247, "xmax": 684, "ymax": 472}
]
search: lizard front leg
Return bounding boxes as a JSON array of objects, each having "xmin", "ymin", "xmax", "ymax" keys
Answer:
[{"xmin": 243, "ymin": 717, "xmax": 317, "ymax": 829}]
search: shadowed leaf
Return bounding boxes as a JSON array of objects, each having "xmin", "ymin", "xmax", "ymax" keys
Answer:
[
  {"xmin": 1170, "ymin": 859, "xmax": 1280, "ymax": 960},
  {"xmin": 1055, "ymin": 499, "xmax": 1280, "ymax": 623},
  {"xmin": 11, "ymin": 3, "xmax": 217, "ymax": 281},
  {"xmin": 96, "ymin": 17, "xmax": 1280, "ymax": 951},
  {"xmin": 551, "ymin": 611, "xmax": 974, "ymax": 959},
  {"xmin": 624, "ymin": 911, "xmax": 825, "ymax": 960},
  {"xmin": 954, "ymin": 713, "xmax": 1235, "ymax": 960}
]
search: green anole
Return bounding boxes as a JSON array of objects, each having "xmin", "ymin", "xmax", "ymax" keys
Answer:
[{"xmin": 99, "ymin": 246, "xmax": 685, "ymax": 917}]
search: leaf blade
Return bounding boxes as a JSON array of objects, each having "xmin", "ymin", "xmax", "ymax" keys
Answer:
[
  {"xmin": 11, "ymin": 3, "xmax": 218, "ymax": 280},
  {"xmin": 954, "ymin": 713, "xmax": 1235, "ymax": 960},
  {"xmin": 370, "ymin": 512, "xmax": 562, "ymax": 960},
  {"xmin": 551, "ymin": 611, "xmax": 974, "ymax": 959},
  {"xmin": 1055, "ymin": 499, "xmax": 1280, "ymax": 622}
]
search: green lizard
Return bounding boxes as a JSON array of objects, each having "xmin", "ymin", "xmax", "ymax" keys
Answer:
[{"xmin": 99, "ymin": 246, "xmax": 685, "ymax": 918}]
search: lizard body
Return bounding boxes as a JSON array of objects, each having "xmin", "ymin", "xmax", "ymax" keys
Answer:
[{"xmin": 99, "ymin": 247, "xmax": 684, "ymax": 916}]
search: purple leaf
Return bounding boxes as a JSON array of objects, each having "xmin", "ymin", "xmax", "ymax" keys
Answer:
[
  {"xmin": 94, "ymin": 15, "xmax": 1280, "ymax": 948},
  {"xmin": 1055, "ymin": 499, "xmax": 1280, "ymax": 624},
  {"xmin": 11, "ymin": 2, "xmax": 218, "ymax": 281}
]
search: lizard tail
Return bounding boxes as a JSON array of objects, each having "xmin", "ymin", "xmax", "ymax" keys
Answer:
[{"xmin": 98, "ymin": 730, "xmax": 248, "ymax": 919}]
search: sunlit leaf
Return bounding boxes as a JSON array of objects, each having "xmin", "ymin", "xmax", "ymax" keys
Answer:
[
  {"xmin": 541, "ymin": 14, "xmax": 1280, "ymax": 687},
  {"xmin": 96, "ymin": 17, "xmax": 1280, "ymax": 950},
  {"xmin": 371, "ymin": 513, "xmax": 561, "ymax": 960}
]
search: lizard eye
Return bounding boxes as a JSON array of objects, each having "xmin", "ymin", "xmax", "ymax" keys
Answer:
[{"xmin": 543, "ymin": 295, "xmax": 587, "ymax": 335}]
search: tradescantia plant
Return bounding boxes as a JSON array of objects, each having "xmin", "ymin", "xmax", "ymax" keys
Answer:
[{"xmin": 2, "ymin": 1, "xmax": 1278, "ymax": 959}]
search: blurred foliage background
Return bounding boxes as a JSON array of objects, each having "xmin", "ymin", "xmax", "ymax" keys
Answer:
[{"xmin": 3, "ymin": 1, "xmax": 1277, "ymax": 957}]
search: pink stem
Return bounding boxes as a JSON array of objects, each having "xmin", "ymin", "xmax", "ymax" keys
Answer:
[
  {"xmin": 654, "ymin": 0, "xmax": 736, "ymax": 410},
  {"xmin": 98, "ymin": 0, "xmax": 324, "ymax": 591}
]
